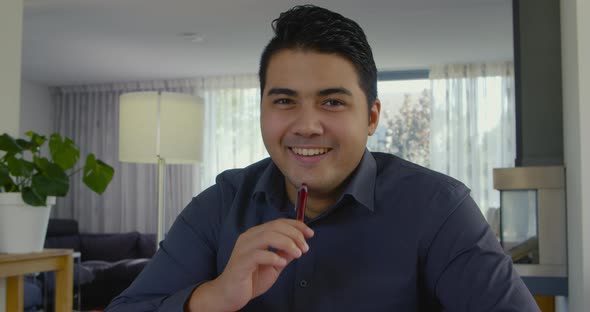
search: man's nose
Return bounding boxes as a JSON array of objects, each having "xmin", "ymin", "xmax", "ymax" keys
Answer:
[{"xmin": 292, "ymin": 104, "xmax": 323, "ymax": 137}]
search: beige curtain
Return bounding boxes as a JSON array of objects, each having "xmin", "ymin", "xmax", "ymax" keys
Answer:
[
  {"xmin": 429, "ymin": 62, "xmax": 516, "ymax": 221},
  {"xmin": 52, "ymin": 75, "xmax": 269, "ymax": 234},
  {"xmin": 52, "ymin": 79, "xmax": 198, "ymax": 234}
]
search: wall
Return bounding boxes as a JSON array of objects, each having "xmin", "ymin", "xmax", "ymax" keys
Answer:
[
  {"xmin": 514, "ymin": 0, "xmax": 564, "ymax": 166},
  {"xmin": 561, "ymin": 0, "xmax": 590, "ymax": 310},
  {"xmin": 515, "ymin": 0, "xmax": 590, "ymax": 309},
  {"xmin": 0, "ymin": 0, "xmax": 23, "ymax": 310},
  {"xmin": 0, "ymin": 0, "xmax": 23, "ymax": 137},
  {"xmin": 20, "ymin": 80, "xmax": 54, "ymax": 136}
]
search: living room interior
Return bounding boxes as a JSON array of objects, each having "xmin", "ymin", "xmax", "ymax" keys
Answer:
[{"xmin": 1, "ymin": 0, "xmax": 589, "ymax": 311}]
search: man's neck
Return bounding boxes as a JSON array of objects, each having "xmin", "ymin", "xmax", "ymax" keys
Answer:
[
  {"xmin": 302, "ymin": 196, "xmax": 336, "ymax": 219},
  {"xmin": 285, "ymin": 181, "xmax": 346, "ymax": 219}
]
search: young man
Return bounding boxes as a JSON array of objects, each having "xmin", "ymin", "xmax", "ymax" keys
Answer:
[{"xmin": 107, "ymin": 5, "xmax": 538, "ymax": 311}]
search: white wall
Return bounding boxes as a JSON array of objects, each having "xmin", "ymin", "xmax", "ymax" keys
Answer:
[
  {"xmin": 20, "ymin": 80, "xmax": 53, "ymax": 136},
  {"xmin": 0, "ymin": 0, "xmax": 23, "ymax": 310},
  {"xmin": 0, "ymin": 0, "xmax": 23, "ymax": 137},
  {"xmin": 561, "ymin": 0, "xmax": 590, "ymax": 310}
]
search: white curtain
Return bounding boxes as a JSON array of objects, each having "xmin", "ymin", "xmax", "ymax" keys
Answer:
[
  {"xmin": 199, "ymin": 75, "xmax": 268, "ymax": 191},
  {"xmin": 429, "ymin": 62, "xmax": 516, "ymax": 221},
  {"xmin": 52, "ymin": 79, "xmax": 199, "ymax": 233},
  {"xmin": 52, "ymin": 75, "xmax": 267, "ymax": 233}
]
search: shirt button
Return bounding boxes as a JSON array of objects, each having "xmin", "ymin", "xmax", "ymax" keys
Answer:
[{"xmin": 299, "ymin": 280, "xmax": 309, "ymax": 288}]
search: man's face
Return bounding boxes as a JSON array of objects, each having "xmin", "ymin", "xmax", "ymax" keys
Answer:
[{"xmin": 261, "ymin": 49, "xmax": 380, "ymax": 203}]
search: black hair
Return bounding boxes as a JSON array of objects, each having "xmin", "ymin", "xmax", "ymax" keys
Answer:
[{"xmin": 258, "ymin": 5, "xmax": 378, "ymax": 110}]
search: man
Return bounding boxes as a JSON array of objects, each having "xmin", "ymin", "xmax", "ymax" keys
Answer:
[{"xmin": 106, "ymin": 5, "xmax": 538, "ymax": 311}]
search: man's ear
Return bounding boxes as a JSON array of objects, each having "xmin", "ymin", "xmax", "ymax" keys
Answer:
[{"xmin": 368, "ymin": 99, "xmax": 381, "ymax": 136}]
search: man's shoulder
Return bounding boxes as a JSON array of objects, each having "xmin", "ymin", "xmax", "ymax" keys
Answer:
[
  {"xmin": 371, "ymin": 152, "xmax": 468, "ymax": 199},
  {"xmin": 182, "ymin": 158, "xmax": 273, "ymax": 222},
  {"xmin": 215, "ymin": 157, "xmax": 273, "ymax": 189}
]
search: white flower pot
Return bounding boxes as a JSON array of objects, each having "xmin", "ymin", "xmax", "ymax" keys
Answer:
[{"xmin": 0, "ymin": 193, "xmax": 55, "ymax": 254}]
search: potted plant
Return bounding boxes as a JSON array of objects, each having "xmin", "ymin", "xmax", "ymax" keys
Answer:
[{"xmin": 0, "ymin": 131, "xmax": 114, "ymax": 253}]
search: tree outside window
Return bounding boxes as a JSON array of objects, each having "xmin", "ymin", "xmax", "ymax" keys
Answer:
[{"xmin": 368, "ymin": 79, "xmax": 431, "ymax": 167}]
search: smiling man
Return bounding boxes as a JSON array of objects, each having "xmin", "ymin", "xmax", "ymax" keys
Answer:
[
  {"xmin": 261, "ymin": 49, "xmax": 380, "ymax": 219},
  {"xmin": 106, "ymin": 5, "xmax": 539, "ymax": 312}
]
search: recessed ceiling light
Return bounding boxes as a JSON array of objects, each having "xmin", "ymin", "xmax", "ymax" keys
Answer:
[{"xmin": 178, "ymin": 32, "xmax": 205, "ymax": 43}]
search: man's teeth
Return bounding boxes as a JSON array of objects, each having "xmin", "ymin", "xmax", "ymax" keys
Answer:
[{"xmin": 292, "ymin": 147, "xmax": 329, "ymax": 156}]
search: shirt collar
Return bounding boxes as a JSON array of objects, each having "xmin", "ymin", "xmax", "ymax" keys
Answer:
[
  {"xmin": 252, "ymin": 161, "xmax": 284, "ymax": 209},
  {"xmin": 252, "ymin": 149, "xmax": 377, "ymax": 212},
  {"xmin": 341, "ymin": 149, "xmax": 376, "ymax": 212}
]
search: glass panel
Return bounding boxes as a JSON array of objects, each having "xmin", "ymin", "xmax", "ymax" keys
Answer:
[
  {"xmin": 500, "ymin": 190, "xmax": 539, "ymax": 264},
  {"xmin": 368, "ymin": 79, "xmax": 431, "ymax": 167}
]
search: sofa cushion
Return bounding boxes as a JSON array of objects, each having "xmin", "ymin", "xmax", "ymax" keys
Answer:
[
  {"xmin": 44, "ymin": 235, "xmax": 82, "ymax": 252},
  {"xmin": 46, "ymin": 218, "xmax": 79, "ymax": 236},
  {"xmin": 84, "ymin": 258, "xmax": 150, "ymax": 281},
  {"xmin": 41, "ymin": 263, "xmax": 96, "ymax": 292},
  {"xmin": 79, "ymin": 258, "xmax": 151, "ymax": 310},
  {"xmin": 137, "ymin": 233, "xmax": 157, "ymax": 258},
  {"xmin": 80, "ymin": 232, "xmax": 140, "ymax": 261}
]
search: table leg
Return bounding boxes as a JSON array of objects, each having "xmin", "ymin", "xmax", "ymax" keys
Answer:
[
  {"xmin": 534, "ymin": 296, "xmax": 555, "ymax": 312},
  {"xmin": 54, "ymin": 254, "xmax": 74, "ymax": 312},
  {"xmin": 6, "ymin": 275, "xmax": 24, "ymax": 312}
]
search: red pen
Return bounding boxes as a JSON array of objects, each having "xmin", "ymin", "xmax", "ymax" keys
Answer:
[{"xmin": 296, "ymin": 183, "xmax": 308, "ymax": 222}]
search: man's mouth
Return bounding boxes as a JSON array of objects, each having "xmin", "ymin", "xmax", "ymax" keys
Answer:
[{"xmin": 290, "ymin": 147, "xmax": 330, "ymax": 156}]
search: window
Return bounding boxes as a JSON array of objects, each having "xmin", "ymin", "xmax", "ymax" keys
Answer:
[
  {"xmin": 368, "ymin": 78, "xmax": 431, "ymax": 167},
  {"xmin": 371, "ymin": 65, "xmax": 516, "ymax": 225}
]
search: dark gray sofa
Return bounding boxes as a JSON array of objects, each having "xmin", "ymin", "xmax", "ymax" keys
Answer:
[{"xmin": 25, "ymin": 218, "xmax": 156, "ymax": 311}]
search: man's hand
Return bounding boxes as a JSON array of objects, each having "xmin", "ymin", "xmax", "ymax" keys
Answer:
[{"xmin": 186, "ymin": 219, "xmax": 314, "ymax": 312}]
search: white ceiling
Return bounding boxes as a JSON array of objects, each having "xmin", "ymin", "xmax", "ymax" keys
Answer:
[{"xmin": 21, "ymin": 0, "xmax": 514, "ymax": 86}]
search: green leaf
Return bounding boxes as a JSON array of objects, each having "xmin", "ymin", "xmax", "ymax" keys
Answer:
[
  {"xmin": 31, "ymin": 163, "xmax": 69, "ymax": 196},
  {"xmin": 83, "ymin": 154, "xmax": 114, "ymax": 194},
  {"xmin": 33, "ymin": 156, "xmax": 50, "ymax": 173},
  {"xmin": 16, "ymin": 139, "xmax": 33, "ymax": 150},
  {"xmin": 0, "ymin": 133, "xmax": 23, "ymax": 154},
  {"xmin": 2, "ymin": 180, "xmax": 18, "ymax": 192},
  {"xmin": 22, "ymin": 186, "xmax": 47, "ymax": 206},
  {"xmin": 0, "ymin": 165, "xmax": 12, "ymax": 186},
  {"xmin": 6, "ymin": 155, "xmax": 34, "ymax": 177},
  {"xmin": 49, "ymin": 134, "xmax": 80, "ymax": 170},
  {"xmin": 25, "ymin": 132, "xmax": 47, "ymax": 152}
]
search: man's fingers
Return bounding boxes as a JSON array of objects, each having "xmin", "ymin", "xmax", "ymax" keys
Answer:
[
  {"xmin": 275, "ymin": 250, "xmax": 296, "ymax": 264},
  {"xmin": 245, "ymin": 219, "xmax": 313, "ymax": 253},
  {"xmin": 272, "ymin": 218, "xmax": 315, "ymax": 238},
  {"xmin": 240, "ymin": 231, "xmax": 307, "ymax": 258},
  {"xmin": 248, "ymin": 219, "xmax": 314, "ymax": 238},
  {"xmin": 252, "ymin": 250, "xmax": 288, "ymax": 268},
  {"xmin": 285, "ymin": 219, "xmax": 315, "ymax": 238}
]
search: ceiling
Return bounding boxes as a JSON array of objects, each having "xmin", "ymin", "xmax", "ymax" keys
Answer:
[{"xmin": 21, "ymin": 0, "xmax": 514, "ymax": 86}]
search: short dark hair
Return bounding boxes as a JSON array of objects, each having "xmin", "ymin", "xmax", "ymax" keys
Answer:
[{"xmin": 259, "ymin": 5, "xmax": 378, "ymax": 110}]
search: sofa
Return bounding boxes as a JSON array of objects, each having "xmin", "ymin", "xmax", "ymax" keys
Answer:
[{"xmin": 25, "ymin": 219, "xmax": 156, "ymax": 311}]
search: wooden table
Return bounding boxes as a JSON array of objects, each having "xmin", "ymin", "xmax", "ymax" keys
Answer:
[{"xmin": 0, "ymin": 249, "xmax": 73, "ymax": 312}]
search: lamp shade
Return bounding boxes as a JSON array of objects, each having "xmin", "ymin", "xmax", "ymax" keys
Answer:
[{"xmin": 119, "ymin": 91, "xmax": 204, "ymax": 164}]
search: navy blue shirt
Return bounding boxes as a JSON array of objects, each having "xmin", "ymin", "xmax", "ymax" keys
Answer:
[{"xmin": 106, "ymin": 151, "xmax": 538, "ymax": 311}]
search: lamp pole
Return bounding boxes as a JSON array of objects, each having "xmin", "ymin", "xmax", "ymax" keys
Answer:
[
  {"xmin": 156, "ymin": 91, "xmax": 165, "ymax": 246},
  {"xmin": 157, "ymin": 156, "xmax": 166, "ymax": 246}
]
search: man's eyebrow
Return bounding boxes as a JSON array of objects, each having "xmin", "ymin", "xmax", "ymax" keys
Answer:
[
  {"xmin": 267, "ymin": 88, "xmax": 297, "ymax": 96},
  {"xmin": 318, "ymin": 87, "xmax": 353, "ymax": 97}
]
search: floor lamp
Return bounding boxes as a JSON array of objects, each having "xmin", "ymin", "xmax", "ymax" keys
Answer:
[{"xmin": 118, "ymin": 91, "xmax": 204, "ymax": 245}]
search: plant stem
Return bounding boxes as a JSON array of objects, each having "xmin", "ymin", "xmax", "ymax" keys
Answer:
[{"xmin": 69, "ymin": 167, "xmax": 83, "ymax": 177}]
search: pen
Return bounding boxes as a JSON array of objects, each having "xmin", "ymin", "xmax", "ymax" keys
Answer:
[{"xmin": 296, "ymin": 183, "xmax": 308, "ymax": 222}]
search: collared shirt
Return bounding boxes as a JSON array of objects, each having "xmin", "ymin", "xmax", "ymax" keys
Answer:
[{"xmin": 106, "ymin": 151, "xmax": 539, "ymax": 311}]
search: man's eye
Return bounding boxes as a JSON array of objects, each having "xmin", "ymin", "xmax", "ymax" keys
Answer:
[
  {"xmin": 323, "ymin": 99, "xmax": 344, "ymax": 107},
  {"xmin": 274, "ymin": 98, "xmax": 294, "ymax": 105}
]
